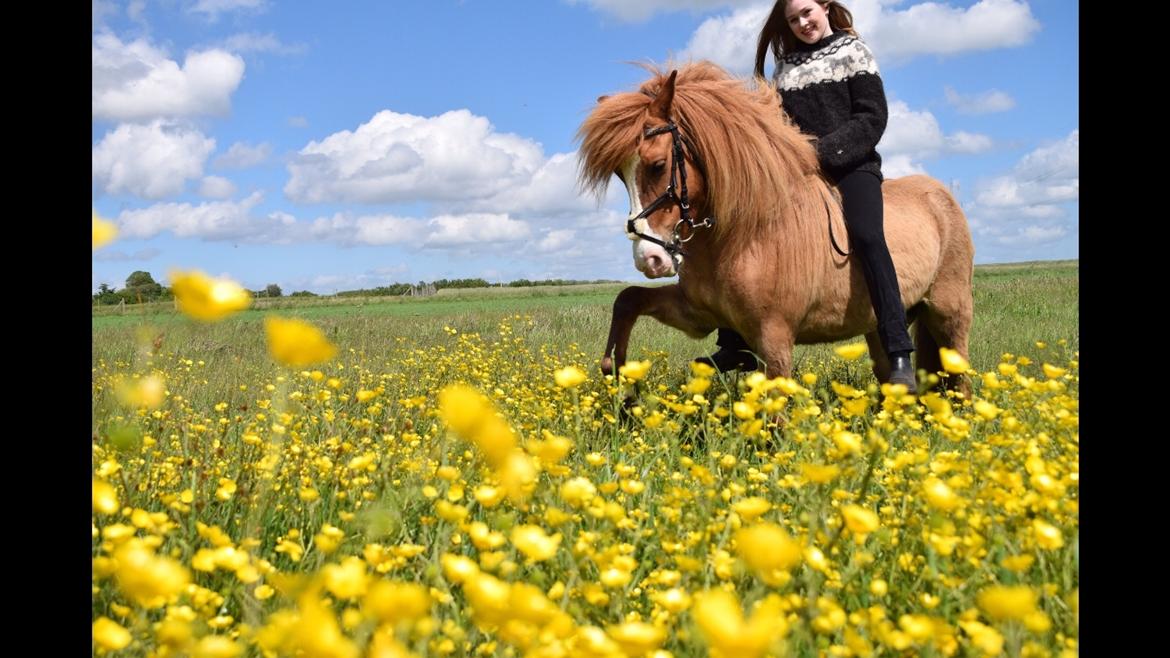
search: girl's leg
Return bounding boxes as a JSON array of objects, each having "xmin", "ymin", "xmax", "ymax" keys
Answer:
[
  {"xmin": 694, "ymin": 328, "xmax": 758, "ymax": 372},
  {"xmin": 837, "ymin": 170, "xmax": 916, "ymax": 384}
]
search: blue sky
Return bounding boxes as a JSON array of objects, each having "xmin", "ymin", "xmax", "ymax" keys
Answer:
[{"xmin": 92, "ymin": 0, "xmax": 1078, "ymax": 294}]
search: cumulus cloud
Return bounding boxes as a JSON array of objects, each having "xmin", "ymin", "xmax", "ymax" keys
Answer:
[
  {"xmin": 536, "ymin": 229, "xmax": 576, "ymax": 252},
  {"xmin": 92, "ymin": 121, "xmax": 216, "ymax": 199},
  {"xmin": 221, "ymin": 32, "xmax": 307, "ymax": 55},
  {"xmin": 864, "ymin": 0, "xmax": 1041, "ymax": 62},
  {"xmin": 199, "ymin": 176, "xmax": 237, "ymax": 199},
  {"xmin": 967, "ymin": 130, "xmax": 1078, "ymax": 250},
  {"xmin": 92, "ymin": 33, "xmax": 245, "ymax": 122},
  {"xmin": 215, "ymin": 142, "xmax": 272, "ymax": 169},
  {"xmin": 285, "ymin": 109, "xmax": 544, "ymax": 205},
  {"xmin": 424, "ymin": 214, "xmax": 532, "ymax": 247},
  {"xmin": 92, "ymin": 247, "xmax": 162, "ymax": 262},
  {"xmin": 944, "ymin": 86, "xmax": 1016, "ymax": 114},
  {"xmin": 189, "ymin": 0, "xmax": 269, "ymax": 21},
  {"xmin": 974, "ymin": 130, "xmax": 1078, "ymax": 208},
  {"xmin": 567, "ymin": 0, "xmax": 758, "ymax": 23},
  {"xmin": 116, "ymin": 192, "xmax": 280, "ymax": 241},
  {"xmin": 681, "ymin": 1, "xmax": 1040, "ymax": 74},
  {"xmin": 465, "ymin": 152, "xmax": 610, "ymax": 216},
  {"xmin": 880, "ymin": 154, "xmax": 928, "ymax": 179},
  {"xmin": 678, "ymin": 3, "xmax": 772, "ymax": 73},
  {"xmin": 877, "ymin": 100, "xmax": 992, "ymax": 170},
  {"xmin": 304, "ymin": 213, "xmax": 427, "ymax": 246}
]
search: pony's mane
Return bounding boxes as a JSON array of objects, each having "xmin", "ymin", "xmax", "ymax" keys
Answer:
[{"xmin": 577, "ymin": 61, "xmax": 835, "ymax": 249}]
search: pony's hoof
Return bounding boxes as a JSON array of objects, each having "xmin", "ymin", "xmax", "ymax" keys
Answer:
[{"xmin": 600, "ymin": 355, "xmax": 615, "ymax": 377}]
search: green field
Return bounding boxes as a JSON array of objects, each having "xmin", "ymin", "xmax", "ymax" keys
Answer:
[
  {"xmin": 93, "ymin": 260, "xmax": 1078, "ymax": 377},
  {"xmin": 91, "ymin": 259, "xmax": 1078, "ymax": 657}
]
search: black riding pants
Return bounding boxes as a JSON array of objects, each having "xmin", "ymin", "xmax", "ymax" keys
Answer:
[{"xmin": 716, "ymin": 169, "xmax": 915, "ymax": 357}]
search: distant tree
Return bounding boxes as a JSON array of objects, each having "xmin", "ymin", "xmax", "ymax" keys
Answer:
[
  {"xmin": 123, "ymin": 271, "xmax": 164, "ymax": 303},
  {"xmin": 265, "ymin": 284, "xmax": 283, "ymax": 298},
  {"xmin": 290, "ymin": 290, "xmax": 318, "ymax": 297},
  {"xmin": 93, "ymin": 283, "xmax": 121, "ymax": 305}
]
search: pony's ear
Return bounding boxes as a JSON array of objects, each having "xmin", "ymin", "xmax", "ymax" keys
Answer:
[
  {"xmin": 648, "ymin": 70, "xmax": 677, "ymax": 120},
  {"xmin": 597, "ymin": 94, "xmax": 609, "ymax": 104}
]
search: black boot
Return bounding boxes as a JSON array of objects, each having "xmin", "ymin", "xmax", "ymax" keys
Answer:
[
  {"xmin": 888, "ymin": 352, "xmax": 916, "ymax": 389},
  {"xmin": 694, "ymin": 348, "xmax": 758, "ymax": 372}
]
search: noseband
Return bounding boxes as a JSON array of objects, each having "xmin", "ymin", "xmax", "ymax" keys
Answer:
[{"xmin": 625, "ymin": 121, "xmax": 716, "ymax": 259}]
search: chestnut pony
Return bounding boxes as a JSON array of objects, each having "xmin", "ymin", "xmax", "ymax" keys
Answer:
[{"xmin": 577, "ymin": 62, "xmax": 973, "ymax": 392}]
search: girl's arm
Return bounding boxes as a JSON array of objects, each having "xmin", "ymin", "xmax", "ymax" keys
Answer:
[{"xmin": 815, "ymin": 41, "xmax": 888, "ymax": 175}]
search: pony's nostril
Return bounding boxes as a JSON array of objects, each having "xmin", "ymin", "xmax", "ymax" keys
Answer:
[{"xmin": 646, "ymin": 254, "xmax": 663, "ymax": 271}]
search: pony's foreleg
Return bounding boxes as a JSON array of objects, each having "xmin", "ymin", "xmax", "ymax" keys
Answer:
[{"xmin": 600, "ymin": 285, "xmax": 707, "ymax": 376}]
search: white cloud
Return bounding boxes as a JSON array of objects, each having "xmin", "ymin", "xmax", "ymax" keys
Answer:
[
  {"xmin": 189, "ymin": 0, "xmax": 268, "ymax": 21},
  {"xmin": 877, "ymin": 101, "xmax": 994, "ymax": 172},
  {"xmin": 944, "ymin": 86, "xmax": 1016, "ymax": 114},
  {"xmin": 678, "ymin": 4, "xmax": 772, "ymax": 74},
  {"xmin": 945, "ymin": 131, "xmax": 994, "ymax": 154},
  {"xmin": 567, "ymin": 0, "xmax": 758, "ymax": 23},
  {"xmin": 682, "ymin": 1, "xmax": 1040, "ymax": 74},
  {"xmin": 92, "ymin": 33, "xmax": 245, "ymax": 122},
  {"xmin": 285, "ymin": 109, "xmax": 544, "ymax": 205},
  {"xmin": 865, "ymin": 0, "xmax": 1041, "ymax": 62},
  {"xmin": 215, "ymin": 142, "xmax": 272, "ymax": 169},
  {"xmin": 92, "ymin": 247, "xmax": 162, "ymax": 262},
  {"xmin": 93, "ymin": 0, "xmax": 117, "ymax": 26},
  {"xmin": 975, "ymin": 130, "xmax": 1078, "ymax": 208},
  {"xmin": 537, "ymin": 229, "xmax": 576, "ymax": 252},
  {"xmin": 880, "ymin": 153, "xmax": 928, "ymax": 179},
  {"xmin": 92, "ymin": 121, "xmax": 216, "ymax": 199},
  {"xmin": 966, "ymin": 129, "xmax": 1078, "ymax": 252},
  {"xmin": 465, "ymin": 151, "xmax": 607, "ymax": 216},
  {"xmin": 127, "ymin": 0, "xmax": 147, "ymax": 22},
  {"xmin": 199, "ymin": 176, "xmax": 237, "ymax": 199},
  {"xmin": 305, "ymin": 213, "xmax": 427, "ymax": 246},
  {"xmin": 116, "ymin": 192, "xmax": 278, "ymax": 240},
  {"xmin": 424, "ymin": 214, "xmax": 532, "ymax": 247},
  {"xmin": 222, "ymin": 32, "xmax": 307, "ymax": 55}
]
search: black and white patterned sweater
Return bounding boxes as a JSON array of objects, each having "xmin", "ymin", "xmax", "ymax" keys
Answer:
[{"xmin": 773, "ymin": 30, "xmax": 887, "ymax": 182}]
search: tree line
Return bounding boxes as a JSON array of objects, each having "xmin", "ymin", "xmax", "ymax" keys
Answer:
[{"xmin": 92, "ymin": 271, "xmax": 621, "ymax": 305}]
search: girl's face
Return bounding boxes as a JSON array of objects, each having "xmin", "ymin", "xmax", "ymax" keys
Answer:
[{"xmin": 786, "ymin": 0, "xmax": 833, "ymax": 45}]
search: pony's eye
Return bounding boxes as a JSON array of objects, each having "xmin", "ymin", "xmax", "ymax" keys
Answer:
[{"xmin": 649, "ymin": 160, "xmax": 667, "ymax": 174}]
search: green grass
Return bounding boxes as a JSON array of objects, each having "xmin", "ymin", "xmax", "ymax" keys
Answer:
[{"xmin": 92, "ymin": 260, "xmax": 1077, "ymax": 378}]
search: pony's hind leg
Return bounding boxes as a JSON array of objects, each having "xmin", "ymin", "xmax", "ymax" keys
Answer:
[{"xmin": 918, "ymin": 303, "xmax": 973, "ymax": 397}]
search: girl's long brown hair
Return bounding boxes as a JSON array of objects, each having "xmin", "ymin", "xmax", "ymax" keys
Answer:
[{"xmin": 753, "ymin": 0, "xmax": 858, "ymax": 78}]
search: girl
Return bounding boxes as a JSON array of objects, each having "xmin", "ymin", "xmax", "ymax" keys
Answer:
[{"xmin": 697, "ymin": 0, "xmax": 916, "ymax": 389}]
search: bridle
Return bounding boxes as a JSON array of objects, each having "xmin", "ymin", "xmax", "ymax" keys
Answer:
[{"xmin": 624, "ymin": 121, "xmax": 716, "ymax": 260}]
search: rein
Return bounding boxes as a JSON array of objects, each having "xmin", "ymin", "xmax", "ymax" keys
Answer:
[{"xmin": 625, "ymin": 121, "xmax": 716, "ymax": 259}]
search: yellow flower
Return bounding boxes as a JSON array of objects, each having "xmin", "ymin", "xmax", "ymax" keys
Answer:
[
  {"xmin": 560, "ymin": 477, "xmax": 597, "ymax": 508},
  {"xmin": 93, "ymin": 210, "xmax": 118, "ymax": 249},
  {"xmin": 554, "ymin": 365, "xmax": 587, "ymax": 388},
  {"xmin": 841, "ymin": 505, "xmax": 880, "ymax": 535},
  {"xmin": 511, "ymin": 525, "xmax": 561, "ymax": 562},
  {"xmin": 939, "ymin": 348, "xmax": 970, "ymax": 374},
  {"xmin": 93, "ymin": 479, "xmax": 119, "ymax": 515},
  {"xmin": 607, "ymin": 622, "xmax": 666, "ymax": 656},
  {"xmin": 441, "ymin": 554, "xmax": 480, "ymax": 584},
  {"xmin": 731, "ymin": 497, "xmax": 771, "ymax": 521},
  {"xmin": 113, "ymin": 540, "xmax": 191, "ymax": 608},
  {"xmin": 323, "ymin": 556, "xmax": 369, "ymax": 599},
  {"xmin": 191, "ymin": 636, "xmax": 243, "ymax": 658},
  {"xmin": 1042, "ymin": 363, "xmax": 1067, "ymax": 379},
  {"xmin": 619, "ymin": 359, "xmax": 652, "ymax": 381},
  {"xmin": 800, "ymin": 463, "xmax": 841, "ymax": 484},
  {"xmin": 116, "ymin": 374, "xmax": 166, "ymax": 409},
  {"xmin": 735, "ymin": 523, "xmax": 802, "ymax": 573},
  {"xmin": 363, "ymin": 581, "xmax": 430, "ymax": 624},
  {"xmin": 1032, "ymin": 519, "xmax": 1064, "ymax": 550},
  {"xmin": 93, "ymin": 616, "xmax": 132, "ymax": 650},
  {"xmin": 264, "ymin": 316, "xmax": 338, "ymax": 366},
  {"xmin": 170, "ymin": 271, "xmax": 252, "ymax": 322},
  {"xmin": 1001, "ymin": 555, "xmax": 1035, "ymax": 573},
  {"xmin": 977, "ymin": 585, "xmax": 1038, "ymax": 621},
  {"xmin": 922, "ymin": 477, "xmax": 961, "ymax": 511},
  {"xmin": 653, "ymin": 587, "xmax": 692, "ymax": 613},
  {"xmin": 835, "ymin": 342, "xmax": 868, "ymax": 360},
  {"xmin": 692, "ymin": 590, "xmax": 788, "ymax": 658}
]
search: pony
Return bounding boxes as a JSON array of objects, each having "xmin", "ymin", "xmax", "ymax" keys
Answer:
[{"xmin": 576, "ymin": 62, "xmax": 973, "ymax": 393}]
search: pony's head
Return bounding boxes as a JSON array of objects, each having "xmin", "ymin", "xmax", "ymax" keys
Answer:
[{"xmin": 577, "ymin": 61, "xmax": 821, "ymax": 279}]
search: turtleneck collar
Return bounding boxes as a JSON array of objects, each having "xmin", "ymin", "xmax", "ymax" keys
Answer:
[{"xmin": 791, "ymin": 29, "xmax": 849, "ymax": 53}]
